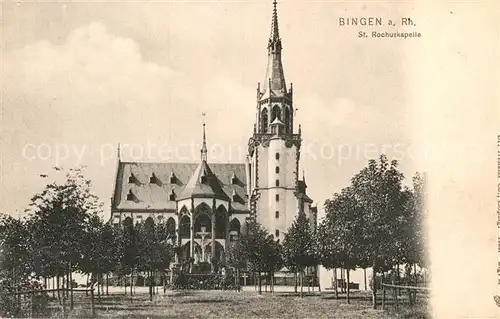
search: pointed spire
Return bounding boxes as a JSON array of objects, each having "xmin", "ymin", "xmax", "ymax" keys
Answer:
[
  {"xmin": 267, "ymin": 0, "xmax": 282, "ymax": 54},
  {"xmin": 201, "ymin": 121, "xmax": 207, "ymax": 162},
  {"xmin": 262, "ymin": 0, "xmax": 286, "ymax": 97},
  {"xmin": 270, "ymin": 0, "xmax": 280, "ymax": 42}
]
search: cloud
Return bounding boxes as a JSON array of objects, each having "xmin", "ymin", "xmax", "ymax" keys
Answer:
[{"xmin": 1, "ymin": 21, "xmax": 258, "ymax": 215}]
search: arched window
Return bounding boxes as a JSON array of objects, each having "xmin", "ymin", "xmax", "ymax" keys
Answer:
[
  {"xmin": 261, "ymin": 108, "xmax": 268, "ymax": 133},
  {"xmin": 284, "ymin": 107, "xmax": 291, "ymax": 133},
  {"xmin": 230, "ymin": 218, "xmax": 241, "ymax": 234},
  {"xmin": 271, "ymin": 105, "xmax": 281, "ymax": 122},
  {"xmin": 194, "ymin": 213, "xmax": 211, "ymax": 234},
  {"xmin": 215, "ymin": 209, "xmax": 227, "ymax": 239},
  {"xmin": 179, "ymin": 215, "xmax": 191, "ymax": 239},
  {"xmin": 166, "ymin": 217, "xmax": 176, "ymax": 238}
]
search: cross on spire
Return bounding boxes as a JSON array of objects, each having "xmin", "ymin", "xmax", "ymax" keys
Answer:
[{"xmin": 201, "ymin": 113, "xmax": 207, "ymax": 161}]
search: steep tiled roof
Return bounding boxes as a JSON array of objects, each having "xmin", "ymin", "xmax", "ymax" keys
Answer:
[
  {"xmin": 112, "ymin": 162, "xmax": 249, "ymax": 212},
  {"xmin": 178, "ymin": 160, "xmax": 229, "ymax": 201}
]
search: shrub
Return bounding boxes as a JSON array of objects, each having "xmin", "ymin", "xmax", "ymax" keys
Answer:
[{"xmin": 171, "ymin": 271, "xmax": 236, "ymax": 290}]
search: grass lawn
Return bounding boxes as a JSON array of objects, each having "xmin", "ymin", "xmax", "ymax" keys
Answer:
[{"xmin": 60, "ymin": 289, "xmax": 429, "ymax": 319}]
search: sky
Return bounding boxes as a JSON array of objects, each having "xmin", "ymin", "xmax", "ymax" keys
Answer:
[{"xmin": 1, "ymin": 1, "xmax": 419, "ymax": 220}]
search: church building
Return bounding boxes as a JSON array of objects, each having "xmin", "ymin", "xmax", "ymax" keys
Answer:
[{"xmin": 110, "ymin": 0, "xmax": 317, "ymax": 265}]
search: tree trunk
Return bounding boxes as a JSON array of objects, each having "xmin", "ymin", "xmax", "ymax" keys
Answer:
[
  {"xmin": 372, "ymin": 264, "xmax": 377, "ymax": 309},
  {"xmin": 86, "ymin": 274, "xmax": 90, "ymax": 296},
  {"xmin": 294, "ymin": 271, "xmax": 298, "ymax": 293},
  {"xmin": 317, "ymin": 269, "xmax": 321, "ymax": 293},
  {"xmin": 66, "ymin": 272, "xmax": 70, "ymax": 298},
  {"xmin": 271, "ymin": 271, "xmax": 274, "ymax": 293},
  {"xmin": 258, "ymin": 272, "xmax": 262, "ymax": 295},
  {"xmin": 149, "ymin": 270, "xmax": 153, "ymax": 301},
  {"xmin": 340, "ymin": 268, "xmax": 344, "ymax": 293},
  {"xmin": 69, "ymin": 267, "xmax": 74, "ymax": 309},
  {"xmin": 130, "ymin": 269, "xmax": 134, "ymax": 296},
  {"xmin": 333, "ymin": 268, "xmax": 338, "ymax": 299},
  {"xmin": 346, "ymin": 269, "xmax": 350, "ymax": 304},
  {"xmin": 300, "ymin": 271, "xmax": 303, "ymax": 298},
  {"xmin": 264, "ymin": 272, "xmax": 267, "ymax": 293},
  {"xmin": 254, "ymin": 272, "xmax": 257, "ymax": 291},
  {"xmin": 237, "ymin": 269, "xmax": 240, "ymax": 291},
  {"xmin": 56, "ymin": 275, "xmax": 61, "ymax": 303},
  {"xmin": 396, "ymin": 264, "xmax": 400, "ymax": 284},
  {"xmin": 364, "ymin": 268, "xmax": 368, "ymax": 290},
  {"xmin": 106, "ymin": 273, "xmax": 109, "ymax": 296},
  {"xmin": 307, "ymin": 269, "xmax": 311, "ymax": 293},
  {"xmin": 53, "ymin": 277, "xmax": 56, "ymax": 299},
  {"xmin": 235, "ymin": 268, "xmax": 238, "ymax": 291}
]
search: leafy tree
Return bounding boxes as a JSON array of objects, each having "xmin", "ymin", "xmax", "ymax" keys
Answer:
[
  {"xmin": 0, "ymin": 215, "xmax": 32, "ymax": 288},
  {"xmin": 282, "ymin": 210, "xmax": 316, "ymax": 297},
  {"xmin": 322, "ymin": 187, "xmax": 363, "ymax": 304},
  {"xmin": 120, "ymin": 218, "xmax": 138, "ymax": 295},
  {"xmin": 317, "ymin": 219, "xmax": 341, "ymax": 298},
  {"xmin": 28, "ymin": 167, "xmax": 102, "ymax": 302},
  {"xmin": 99, "ymin": 222, "xmax": 121, "ymax": 295},
  {"xmin": 410, "ymin": 172, "xmax": 427, "ymax": 270},
  {"xmin": 225, "ymin": 220, "xmax": 279, "ymax": 294},
  {"xmin": 350, "ymin": 155, "xmax": 407, "ymax": 308},
  {"xmin": 262, "ymin": 235, "xmax": 283, "ymax": 293},
  {"xmin": 135, "ymin": 219, "xmax": 174, "ymax": 300},
  {"xmin": 399, "ymin": 173, "xmax": 427, "ymax": 284}
]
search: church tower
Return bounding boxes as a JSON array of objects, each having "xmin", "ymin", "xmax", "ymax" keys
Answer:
[{"xmin": 248, "ymin": 0, "xmax": 312, "ymax": 240}]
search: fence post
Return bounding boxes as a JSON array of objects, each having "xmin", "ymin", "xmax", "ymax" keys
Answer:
[
  {"xmin": 62, "ymin": 289, "xmax": 66, "ymax": 316},
  {"xmin": 382, "ymin": 285, "xmax": 386, "ymax": 310},
  {"xmin": 394, "ymin": 287, "xmax": 398, "ymax": 309},
  {"xmin": 90, "ymin": 288, "xmax": 96, "ymax": 318}
]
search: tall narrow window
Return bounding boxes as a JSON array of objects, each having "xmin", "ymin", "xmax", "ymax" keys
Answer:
[
  {"xmin": 261, "ymin": 108, "xmax": 269, "ymax": 133},
  {"xmin": 126, "ymin": 189, "xmax": 134, "ymax": 201},
  {"xmin": 169, "ymin": 172, "xmax": 177, "ymax": 184},
  {"xmin": 285, "ymin": 107, "xmax": 291, "ymax": 133},
  {"xmin": 272, "ymin": 105, "xmax": 282, "ymax": 122},
  {"xmin": 128, "ymin": 174, "xmax": 135, "ymax": 183},
  {"xmin": 275, "ymin": 179, "xmax": 280, "ymax": 187},
  {"xmin": 275, "ymin": 229, "xmax": 280, "ymax": 237},
  {"xmin": 275, "ymin": 153, "xmax": 280, "ymax": 160},
  {"xmin": 275, "ymin": 166, "xmax": 280, "ymax": 174},
  {"xmin": 275, "ymin": 194, "xmax": 279, "ymax": 202},
  {"xmin": 275, "ymin": 211, "xmax": 279, "ymax": 219}
]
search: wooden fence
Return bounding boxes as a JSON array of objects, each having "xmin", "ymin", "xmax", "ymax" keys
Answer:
[
  {"xmin": 381, "ymin": 283, "xmax": 430, "ymax": 310},
  {"xmin": 0, "ymin": 288, "xmax": 96, "ymax": 318}
]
